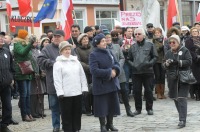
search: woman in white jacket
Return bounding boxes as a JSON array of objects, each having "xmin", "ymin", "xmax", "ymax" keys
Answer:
[{"xmin": 53, "ymin": 41, "xmax": 88, "ymax": 132}]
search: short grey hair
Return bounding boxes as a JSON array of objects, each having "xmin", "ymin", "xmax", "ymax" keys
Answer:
[{"xmin": 134, "ymin": 27, "xmax": 146, "ymax": 37}]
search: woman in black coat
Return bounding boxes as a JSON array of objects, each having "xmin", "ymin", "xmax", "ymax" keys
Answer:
[
  {"xmin": 163, "ymin": 35, "xmax": 192, "ymax": 128},
  {"xmin": 89, "ymin": 33, "xmax": 120, "ymax": 132},
  {"xmin": 185, "ymin": 27, "xmax": 200, "ymax": 100},
  {"xmin": 76, "ymin": 33, "xmax": 93, "ymax": 116}
]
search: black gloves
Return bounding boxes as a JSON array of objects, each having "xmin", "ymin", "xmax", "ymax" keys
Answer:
[
  {"xmin": 58, "ymin": 95, "xmax": 64, "ymax": 99},
  {"xmin": 170, "ymin": 60, "xmax": 179, "ymax": 66},
  {"xmin": 165, "ymin": 59, "xmax": 179, "ymax": 67}
]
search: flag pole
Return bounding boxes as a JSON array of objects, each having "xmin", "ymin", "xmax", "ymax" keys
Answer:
[
  {"xmin": 6, "ymin": 16, "xmax": 10, "ymax": 35},
  {"xmin": 72, "ymin": 10, "xmax": 78, "ymax": 24},
  {"xmin": 31, "ymin": 0, "xmax": 34, "ymax": 34}
]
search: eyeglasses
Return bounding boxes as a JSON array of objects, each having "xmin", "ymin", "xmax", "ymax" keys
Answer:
[
  {"xmin": 169, "ymin": 41, "xmax": 176, "ymax": 44},
  {"xmin": 147, "ymin": 26, "xmax": 153, "ymax": 28},
  {"xmin": 134, "ymin": 33, "xmax": 142, "ymax": 36}
]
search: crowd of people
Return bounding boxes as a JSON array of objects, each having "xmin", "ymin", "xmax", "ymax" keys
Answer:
[{"xmin": 0, "ymin": 21, "xmax": 200, "ymax": 132}]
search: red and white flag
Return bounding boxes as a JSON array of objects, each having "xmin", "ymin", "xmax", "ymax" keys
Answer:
[
  {"xmin": 6, "ymin": 0, "xmax": 12, "ymax": 17},
  {"xmin": 196, "ymin": 3, "xmax": 200, "ymax": 22},
  {"xmin": 167, "ymin": 0, "xmax": 177, "ymax": 29},
  {"xmin": 61, "ymin": 0, "xmax": 74, "ymax": 40},
  {"xmin": 17, "ymin": 0, "xmax": 31, "ymax": 17}
]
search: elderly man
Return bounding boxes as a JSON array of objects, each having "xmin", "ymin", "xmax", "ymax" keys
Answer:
[
  {"xmin": 128, "ymin": 27, "xmax": 158, "ymax": 115},
  {"xmin": 37, "ymin": 30, "xmax": 65, "ymax": 132}
]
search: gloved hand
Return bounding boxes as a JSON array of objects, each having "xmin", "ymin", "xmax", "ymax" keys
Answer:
[
  {"xmin": 165, "ymin": 59, "xmax": 173, "ymax": 67},
  {"xmin": 58, "ymin": 95, "xmax": 64, "ymax": 99},
  {"xmin": 29, "ymin": 35, "xmax": 36, "ymax": 45},
  {"xmin": 170, "ymin": 60, "xmax": 179, "ymax": 66}
]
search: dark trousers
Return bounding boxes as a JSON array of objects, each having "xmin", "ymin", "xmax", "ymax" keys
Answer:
[
  {"xmin": 84, "ymin": 93, "xmax": 93, "ymax": 114},
  {"xmin": 59, "ymin": 95, "xmax": 82, "ymax": 132},
  {"xmin": 153, "ymin": 63, "xmax": 165, "ymax": 84},
  {"xmin": 174, "ymin": 98, "xmax": 187, "ymax": 122},
  {"xmin": 132, "ymin": 73, "xmax": 154, "ymax": 111},
  {"xmin": 120, "ymin": 82, "xmax": 130, "ymax": 108},
  {"xmin": 0, "ymin": 85, "xmax": 12, "ymax": 127}
]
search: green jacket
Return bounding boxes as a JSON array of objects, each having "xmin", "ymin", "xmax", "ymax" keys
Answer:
[{"xmin": 13, "ymin": 38, "xmax": 36, "ymax": 80}]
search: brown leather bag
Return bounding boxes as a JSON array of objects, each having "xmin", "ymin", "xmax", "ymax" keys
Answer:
[{"xmin": 18, "ymin": 61, "xmax": 34, "ymax": 74}]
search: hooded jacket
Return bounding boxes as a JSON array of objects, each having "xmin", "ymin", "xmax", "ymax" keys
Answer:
[{"xmin": 53, "ymin": 55, "xmax": 88, "ymax": 97}]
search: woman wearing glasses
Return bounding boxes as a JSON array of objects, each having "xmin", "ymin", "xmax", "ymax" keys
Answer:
[{"xmin": 163, "ymin": 35, "xmax": 192, "ymax": 128}]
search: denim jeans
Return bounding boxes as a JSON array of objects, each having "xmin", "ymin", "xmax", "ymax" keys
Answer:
[
  {"xmin": 123, "ymin": 62, "xmax": 132, "ymax": 94},
  {"xmin": 49, "ymin": 94, "xmax": 60, "ymax": 129},
  {"xmin": 17, "ymin": 80, "xmax": 31, "ymax": 118}
]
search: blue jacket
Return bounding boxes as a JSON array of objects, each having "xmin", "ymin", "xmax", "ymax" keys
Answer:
[{"xmin": 89, "ymin": 48, "xmax": 120, "ymax": 95}]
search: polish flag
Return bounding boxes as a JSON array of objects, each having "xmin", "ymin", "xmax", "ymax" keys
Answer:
[
  {"xmin": 196, "ymin": 3, "xmax": 200, "ymax": 22},
  {"xmin": 167, "ymin": 0, "xmax": 177, "ymax": 29},
  {"xmin": 17, "ymin": 0, "xmax": 31, "ymax": 17},
  {"xmin": 6, "ymin": 0, "xmax": 12, "ymax": 17},
  {"xmin": 61, "ymin": 0, "xmax": 74, "ymax": 40}
]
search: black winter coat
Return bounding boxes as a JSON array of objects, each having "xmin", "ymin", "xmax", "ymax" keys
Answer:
[
  {"xmin": 164, "ymin": 46, "xmax": 192, "ymax": 98},
  {"xmin": 0, "ymin": 47, "xmax": 14, "ymax": 86},
  {"xmin": 185, "ymin": 38, "xmax": 200, "ymax": 83}
]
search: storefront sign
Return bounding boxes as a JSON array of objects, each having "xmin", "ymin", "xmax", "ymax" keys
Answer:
[
  {"xmin": 120, "ymin": 11, "xmax": 142, "ymax": 27},
  {"xmin": 9, "ymin": 11, "xmax": 40, "ymax": 27}
]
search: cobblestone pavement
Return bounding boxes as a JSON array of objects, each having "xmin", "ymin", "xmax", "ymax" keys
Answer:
[{"xmin": 8, "ymin": 94, "xmax": 200, "ymax": 132}]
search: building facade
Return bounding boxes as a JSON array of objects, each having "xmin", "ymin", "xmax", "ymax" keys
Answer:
[{"xmin": 0, "ymin": 0, "xmax": 199, "ymax": 37}]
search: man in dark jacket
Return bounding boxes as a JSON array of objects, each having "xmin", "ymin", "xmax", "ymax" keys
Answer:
[
  {"xmin": 0, "ymin": 34, "xmax": 14, "ymax": 132},
  {"xmin": 37, "ymin": 30, "xmax": 65, "ymax": 132},
  {"xmin": 128, "ymin": 27, "xmax": 158, "ymax": 116},
  {"xmin": 67, "ymin": 24, "xmax": 81, "ymax": 47}
]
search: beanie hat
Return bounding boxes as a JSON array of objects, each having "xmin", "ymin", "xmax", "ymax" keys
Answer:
[
  {"xmin": 84, "ymin": 26, "xmax": 93, "ymax": 33},
  {"xmin": 77, "ymin": 33, "xmax": 88, "ymax": 44},
  {"xmin": 59, "ymin": 41, "xmax": 72, "ymax": 54},
  {"xmin": 169, "ymin": 35, "xmax": 180, "ymax": 44},
  {"xmin": 92, "ymin": 33, "xmax": 105, "ymax": 47},
  {"xmin": 181, "ymin": 26, "xmax": 190, "ymax": 31},
  {"xmin": 18, "ymin": 29, "xmax": 28, "ymax": 39},
  {"xmin": 41, "ymin": 37, "xmax": 50, "ymax": 45}
]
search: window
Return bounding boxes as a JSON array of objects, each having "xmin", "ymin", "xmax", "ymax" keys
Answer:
[
  {"xmin": 96, "ymin": 10, "xmax": 118, "ymax": 31},
  {"xmin": 73, "ymin": 10, "xmax": 84, "ymax": 32},
  {"xmin": 182, "ymin": 2, "xmax": 192, "ymax": 26}
]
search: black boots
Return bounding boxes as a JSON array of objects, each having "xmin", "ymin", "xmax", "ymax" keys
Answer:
[
  {"xmin": 178, "ymin": 121, "xmax": 186, "ymax": 128},
  {"xmin": 99, "ymin": 117, "xmax": 107, "ymax": 132},
  {"xmin": 99, "ymin": 116, "xmax": 118, "ymax": 132},
  {"xmin": 106, "ymin": 116, "xmax": 118, "ymax": 131},
  {"xmin": 125, "ymin": 106, "xmax": 134, "ymax": 117},
  {"xmin": 0, "ymin": 126, "xmax": 12, "ymax": 132},
  {"xmin": 120, "ymin": 83, "xmax": 134, "ymax": 117}
]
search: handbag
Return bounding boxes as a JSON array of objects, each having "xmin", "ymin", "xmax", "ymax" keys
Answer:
[
  {"xmin": 179, "ymin": 70, "xmax": 197, "ymax": 84},
  {"xmin": 18, "ymin": 60, "xmax": 34, "ymax": 75}
]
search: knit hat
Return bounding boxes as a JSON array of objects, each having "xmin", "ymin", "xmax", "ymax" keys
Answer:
[
  {"xmin": 18, "ymin": 29, "xmax": 28, "ymax": 39},
  {"xmin": 77, "ymin": 33, "xmax": 88, "ymax": 44},
  {"xmin": 84, "ymin": 26, "xmax": 93, "ymax": 33},
  {"xmin": 41, "ymin": 37, "xmax": 50, "ymax": 45},
  {"xmin": 146, "ymin": 23, "xmax": 153, "ymax": 28},
  {"xmin": 92, "ymin": 33, "xmax": 105, "ymax": 47},
  {"xmin": 181, "ymin": 26, "xmax": 190, "ymax": 31},
  {"xmin": 59, "ymin": 41, "xmax": 72, "ymax": 54},
  {"xmin": 169, "ymin": 35, "xmax": 180, "ymax": 44}
]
